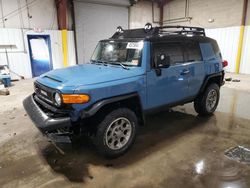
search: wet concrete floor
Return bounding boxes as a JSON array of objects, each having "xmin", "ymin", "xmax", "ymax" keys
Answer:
[{"xmin": 1, "ymin": 78, "xmax": 250, "ymax": 188}]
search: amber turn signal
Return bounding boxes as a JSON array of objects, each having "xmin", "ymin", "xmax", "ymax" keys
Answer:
[{"xmin": 62, "ymin": 94, "xmax": 90, "ymax": 104}]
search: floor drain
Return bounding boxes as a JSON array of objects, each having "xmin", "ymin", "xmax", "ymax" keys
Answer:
[{"xmin": 225, "ymin": 146, "xmax": 250, "ymax": 164}]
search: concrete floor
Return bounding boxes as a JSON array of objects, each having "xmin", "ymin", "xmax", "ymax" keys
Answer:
[{"xmin": 1, "ymin": 73, "xmax": 250, "ymax": 188}]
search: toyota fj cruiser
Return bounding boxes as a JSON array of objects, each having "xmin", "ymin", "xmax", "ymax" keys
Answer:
[{"xmin": 23, "ymin": 23, "xmax": 227, "ymax": 158}]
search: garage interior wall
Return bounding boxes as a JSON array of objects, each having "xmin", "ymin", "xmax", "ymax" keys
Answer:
[
  {"xmin": 73, "ymin": 0, "xmax": 129, "ymax": 64},
  {"xmin": 129, "ymin": 1, "xmax": 159, "ymax": 29},
  {"xmin": 0, "ymin": 29, "xmax": 76, "ymax": 78},
  {"xmin": 130, "ymin": 0, "xmax": 250, "ymax": 74},
  {"xmin": 0, "ymin": 0, "xmax": 76, "ymax": 79}
]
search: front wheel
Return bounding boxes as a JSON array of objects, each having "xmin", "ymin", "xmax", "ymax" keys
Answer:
[
  {"xmin": 194, "ymin": 83, "xmax": 220, "ymax": 116},
  {"xmin": 94, "ymin": 108, "xmax": 138, "ymax": 158}
]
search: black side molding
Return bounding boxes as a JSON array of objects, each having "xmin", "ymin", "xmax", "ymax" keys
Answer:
[
  {"xmin": 144, "ymin": 96, "xmax": 194, "ymax": 116},
  {"xmin": 81, "ymin": 93, "xmax": 139, "ymax": 118}
]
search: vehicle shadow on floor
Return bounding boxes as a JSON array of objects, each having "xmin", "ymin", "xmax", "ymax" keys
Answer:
[{"xmin": 37, "ymin": 109, "xmax": 213, "ymax": 183}]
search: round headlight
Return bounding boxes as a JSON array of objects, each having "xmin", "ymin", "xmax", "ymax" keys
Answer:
[{"xmin": 54, "ymin": 92, "xmax": 62, "ymax": 106}]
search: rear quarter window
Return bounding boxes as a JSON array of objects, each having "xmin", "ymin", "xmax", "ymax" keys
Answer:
[
  {"xmin": 199, "ymin": 43, "xmax": 216, "ymax": 61},
  {"xmin": 186, "ymin": 42, "xmax": 202, "ymax": 62},
  {"xmin": 200, "ymin": 40, "xmax": 221, "ymax": 61},
  {"xmin": 210, "ymin": 40, "xmax": 220, "ymax": 55}
]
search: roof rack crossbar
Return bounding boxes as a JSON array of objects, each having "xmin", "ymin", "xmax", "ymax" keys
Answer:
[
  {"xmin": 157, "ymin": 25, "xmax": 205, "ymax": 36},
  {"xmin": 158, "ymin": 30, "xmax": 205, "ymax": 36}
]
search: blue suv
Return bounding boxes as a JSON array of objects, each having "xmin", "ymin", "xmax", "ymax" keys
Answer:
[{"xmin": 23, "ymin": 24, "xmax": 227, "ymax": 158}]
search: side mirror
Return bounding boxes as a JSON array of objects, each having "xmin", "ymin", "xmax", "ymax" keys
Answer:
[{"xmin": 156, "ymin": 54, "xmax": 170, "ymax": 68}]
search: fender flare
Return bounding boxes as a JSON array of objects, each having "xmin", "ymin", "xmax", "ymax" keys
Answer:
[
  {"xmin": 199, "ymin": 71, "xmax": 224, "ymax": 93},
  {"xmin": 81, "ymin": 93, "xmax": 141, "ymax": 118}
]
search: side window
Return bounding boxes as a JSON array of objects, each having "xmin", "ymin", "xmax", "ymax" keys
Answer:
[
  {"xmin": 210, "ymin": 40, "xmax": 220, "ymax": 55},
  {"xmin": 210, "ymin": 40, "xmax": 222, "ymax": 59},
  {"xmin": 153, "ymin": 42, "xmax": 184, "ymax": 66},
  {"xmin": 200, "ymin": 43, "xmax": 215, "ymax": 61},
  {"xmin": 186, "ymin": 42, "xmax": 202, "ymax": 62}
]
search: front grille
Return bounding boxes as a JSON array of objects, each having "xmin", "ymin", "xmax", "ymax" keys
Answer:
[
  {"xmin": 34, "ymin": 94, "xmax": 69, "ymax": 117},
  {"xmin": 34, "ymin": 82, "xmax": 55, "ymax": 105},
  {"xmin": 33, "ymin": 82, "xmax": 72, "ymax": 118}
]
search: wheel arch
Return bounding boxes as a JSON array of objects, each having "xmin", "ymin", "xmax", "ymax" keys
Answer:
[
  {"xmin": 199, "ymin": 71, "xmax": 224, "ymax": 94},
  {"xmin": 81, "ymin": 93, "xmax": 144, "ymax": 126}
]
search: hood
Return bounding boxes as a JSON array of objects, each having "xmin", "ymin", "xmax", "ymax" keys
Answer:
[{"xmin": 36, "ymin": 63, "xmax": 145, "ymax": 88}]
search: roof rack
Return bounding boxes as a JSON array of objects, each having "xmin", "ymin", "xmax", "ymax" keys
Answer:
[
  {"xmin": 111, "ymin": 23, "xmax": 206, "ymax": 39},
  {"xmin": 157, "ymin": 25, "xmax": 205, "ymax": 36}
]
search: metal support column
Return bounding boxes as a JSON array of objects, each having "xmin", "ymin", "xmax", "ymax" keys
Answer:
[
  {"xmin": 235, "ymin": 0, "xmax": 248, "ymax": 73},
  {"xmin": 56, "ymin": 0, "xmax": 69, "ymax": 67}
]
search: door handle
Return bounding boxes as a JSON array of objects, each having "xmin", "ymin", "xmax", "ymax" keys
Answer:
[{"xmin": 180, "ymin": 69, "xmax": 190, "ymax": 75}]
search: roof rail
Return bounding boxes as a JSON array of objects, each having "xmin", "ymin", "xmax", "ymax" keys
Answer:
[{"xmin": 111, "ymin": 23, "xmax": 206, "ymax": 39}]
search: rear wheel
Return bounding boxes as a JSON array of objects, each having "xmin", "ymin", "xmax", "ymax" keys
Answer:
[
  {"xmin": 194, "ymin": 83, "xmax": 220, "ymax": 116},
  {"xmin": 94, "ymin": 108, "xmax": 138, "ymax": 158}
]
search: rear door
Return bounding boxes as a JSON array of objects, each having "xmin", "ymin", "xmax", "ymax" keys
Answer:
[
  {"xmin": 184, "ymin": 41, "xmax": 205, "ymax": 97},
  {"xmin": 146, "ymin": 42, "xmax": 190, "ymax": 109}
]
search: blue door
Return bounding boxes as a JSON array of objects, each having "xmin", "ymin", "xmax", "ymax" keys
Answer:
[
  {"xmin": 27, "ymin": 35, "xmax": 53, "ymax": 77},
  {"xmin": 146, "ymin": 42, "xmax": 190, "ymax": 109}
]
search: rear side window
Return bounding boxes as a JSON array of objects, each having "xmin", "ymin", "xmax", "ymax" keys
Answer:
[
  {"xmin": 211, "ymin": 40, "xmax": 220, "ymax": 55},
  {"xmin": 199, "ymin": 43, "xmax": 215, "ymax": 61},
  {"xmin": 200, "ymin": 40, "xmax": 221, "ymax": 61},
  {"xmin": 153, "ymin": 42, "xmax": 184, "ymax": 66},
  {"xmin": 186, "ymin": 42, "xmax": 202, "ymax": 62}
]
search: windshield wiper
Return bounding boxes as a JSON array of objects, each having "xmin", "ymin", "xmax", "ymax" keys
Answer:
[
  {"xmin": 90, "ymin": 59, "xmax": 107, "ymax": 66},
  {"xmin": 110, "ymin": 62, "xmax": 129, "ymax": 70},
  {"xmin": 97, "ymin": 60, "xmax": 108, "ymax": 66},
  {"xmin": 91, "ymin": 60, "xmax": 129, "ymax": 70},
  {"xmin": 118, "ymin": 62, "xmax": 129, "ymax": 70}
]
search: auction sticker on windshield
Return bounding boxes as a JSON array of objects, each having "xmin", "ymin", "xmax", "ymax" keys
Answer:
[
  {"xmin": 131, "ymin": 60, "xmax": 139, "ymax": 66},
  {"xmin": 126, "ymin": 42, "xmax": 143, "ymax": 49}
]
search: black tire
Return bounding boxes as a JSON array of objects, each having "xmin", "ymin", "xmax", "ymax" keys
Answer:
[
  {"xmin": 194, "ymin": 83, "xmax": 220, "ymax": 116},
  {"xmin": 94, "ymin": 108, "xmax": 138, "ymax": 158}
]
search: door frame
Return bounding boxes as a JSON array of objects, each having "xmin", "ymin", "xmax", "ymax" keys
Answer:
[{"xmin": 27, "ymin": 34, "xmax": 53, "ymax": 77}]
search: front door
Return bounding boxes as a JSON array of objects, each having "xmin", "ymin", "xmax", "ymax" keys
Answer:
[
  {"xmin": 27, "ymin": 35, "xmax": 53, "ymax": 77},
  {"xmin": 146, "ymin": 42, "xmax": 190, "ymax": 109}
]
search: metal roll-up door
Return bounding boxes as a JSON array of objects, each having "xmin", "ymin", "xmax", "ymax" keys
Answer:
[{"xmin": 74, "ymin": 0, "xmax": 129, "ymax": 64}]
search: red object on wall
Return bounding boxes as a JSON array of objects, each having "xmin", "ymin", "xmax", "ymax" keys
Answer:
[{"xmin": 55, "ymin": 0, "xmax": 67, "ymax": 30}]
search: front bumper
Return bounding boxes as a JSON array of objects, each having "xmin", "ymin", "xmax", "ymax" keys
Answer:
[{"xmin": 23, "ymin": 95, "xmax": 72, "ymax": 134}]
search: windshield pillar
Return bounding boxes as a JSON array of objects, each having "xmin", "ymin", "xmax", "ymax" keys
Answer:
[{"xmin": 141, "ymin": 41, "xmax": 151, "ymax": 71}]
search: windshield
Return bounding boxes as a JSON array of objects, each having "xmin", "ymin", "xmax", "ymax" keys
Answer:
[{"xmin": 91, "ymin": 40, "xmax": 143, "ymax": 67}]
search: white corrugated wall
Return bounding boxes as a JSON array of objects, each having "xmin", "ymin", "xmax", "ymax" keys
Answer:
[
  {"xmin": 205, "ymin": 26, "xmax": 250, "ymax": 74},
  {"xmin": 206, "ymin": 27, "xmax": 240, "ymax": 73},
  {"xmin": 0, "ymin": 29, "xmax": 76, "ymax": 79},
  {"xmin": 68, "ymin": 31, "xmax": 77, "ymax": 66}
]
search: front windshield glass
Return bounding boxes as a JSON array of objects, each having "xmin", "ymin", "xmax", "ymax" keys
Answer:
[{"xmin": 91, "ymin": 40, "xmax": 143, "ymax": 67}]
